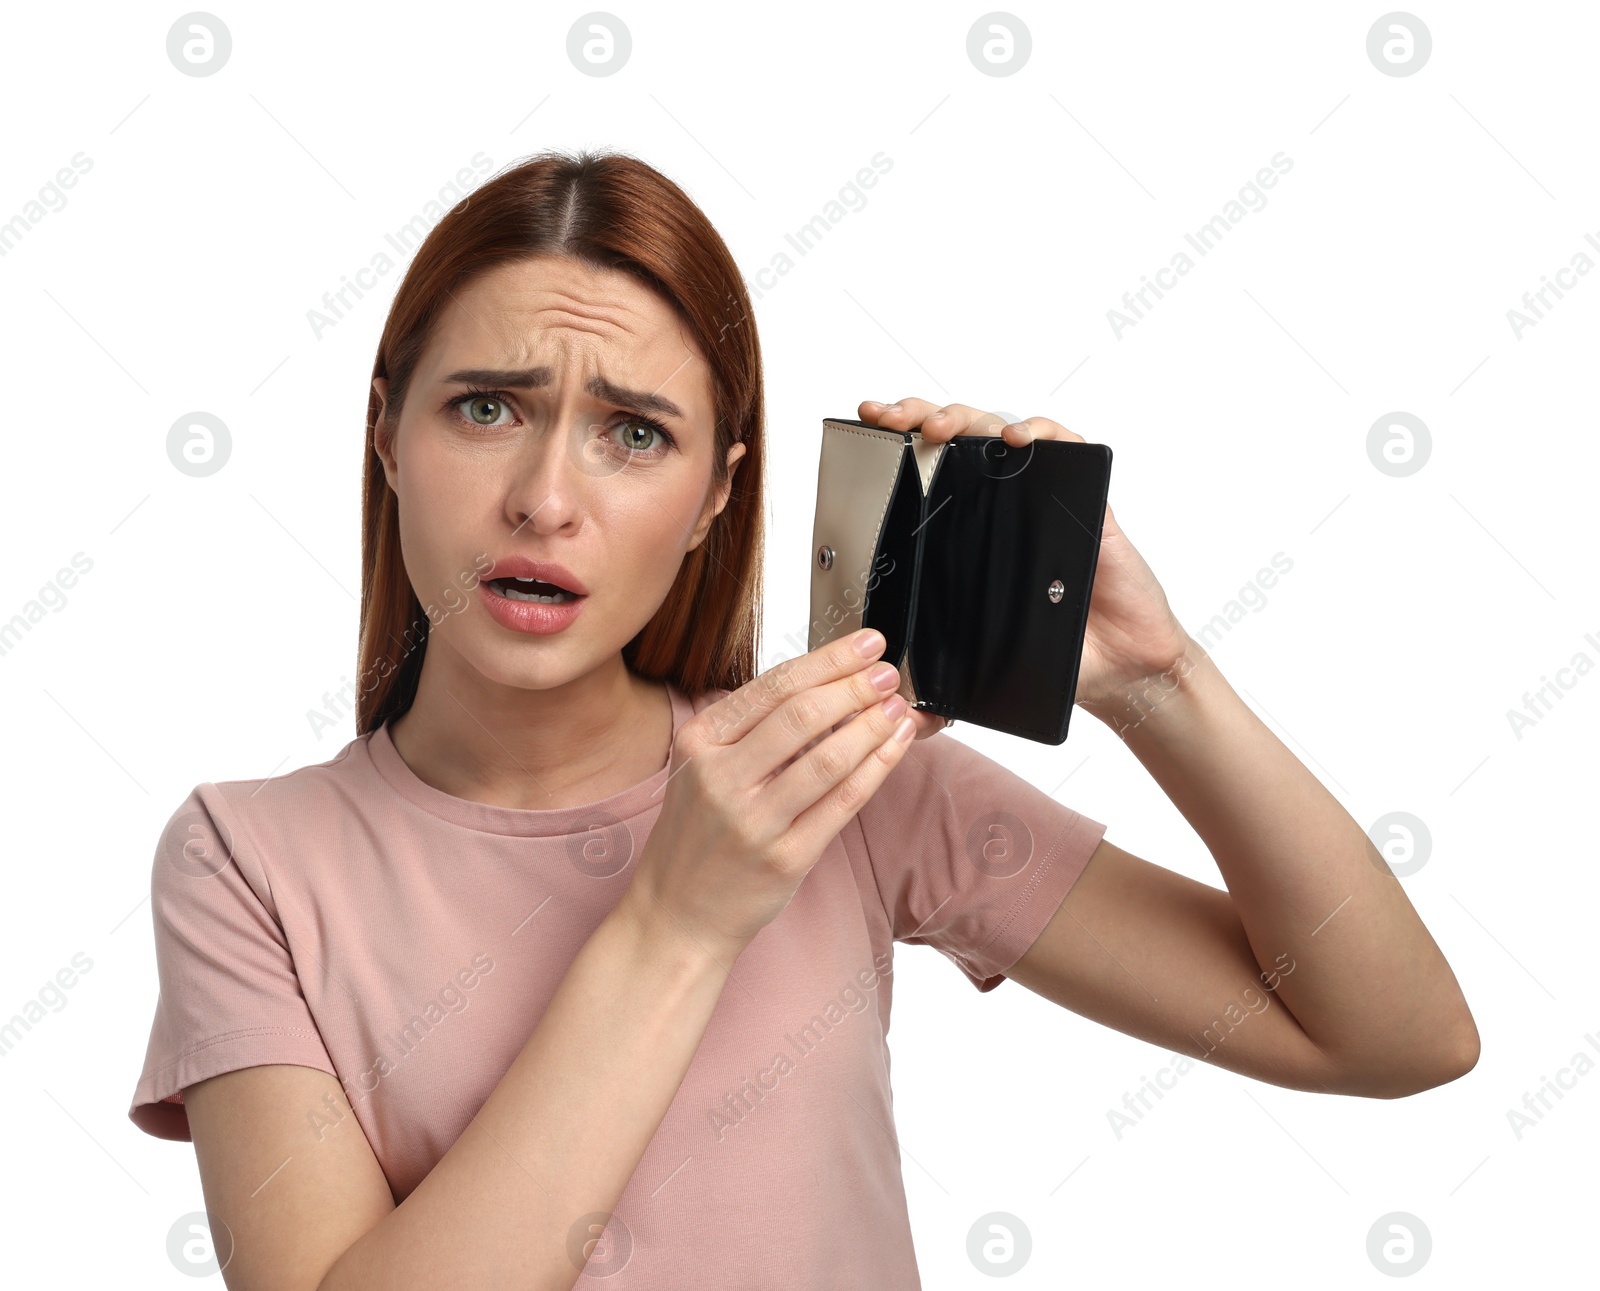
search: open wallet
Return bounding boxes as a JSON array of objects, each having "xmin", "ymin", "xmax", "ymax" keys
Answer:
[{"xmin": 807, "ymin": 416, "xmax": 1113, "ymax": 744}]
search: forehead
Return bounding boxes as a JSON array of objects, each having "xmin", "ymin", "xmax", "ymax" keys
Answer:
[{"xmin": 428, "ymin": 255, "xmax": 697, "ymax": 372}]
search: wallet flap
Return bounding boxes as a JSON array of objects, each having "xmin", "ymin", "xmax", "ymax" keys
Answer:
[
  {"xmin": 808, "ymin": 421, "xmax": 929, "ymax": 656},
  {"xmin": 906, "ymin": 435, "xmax": 1111, "ymax": 743}
]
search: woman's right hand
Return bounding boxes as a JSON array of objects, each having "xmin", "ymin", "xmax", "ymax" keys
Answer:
[{"xmin": 622, "ymin": 628, "xmax": 916, "ymax": 966}]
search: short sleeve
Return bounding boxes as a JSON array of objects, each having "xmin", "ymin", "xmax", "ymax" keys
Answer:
[
  {"xmin": 128, "ymin": 784, "xmax": 337, "ymax": 1140},
  {"xmin": 854, "ymin": 729, "xmax": 1108, "ymax": 993}
]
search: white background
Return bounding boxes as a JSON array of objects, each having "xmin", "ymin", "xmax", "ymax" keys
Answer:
[{"xmin": 0, "ymin": 1, "xmax": 1593, "ymax": 1286}]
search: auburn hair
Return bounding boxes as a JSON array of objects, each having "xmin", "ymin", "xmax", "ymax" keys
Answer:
[{"xmin": 354, "ymin": 149, "xmax": 765, "ymax": 735}]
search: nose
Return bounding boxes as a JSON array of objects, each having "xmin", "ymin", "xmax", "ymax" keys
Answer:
[{"xmin": 505, "ymin": 418, "xmax": 586, "ymax": 537}]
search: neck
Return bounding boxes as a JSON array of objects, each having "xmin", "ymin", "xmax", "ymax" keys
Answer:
[{"xmin": 385, "ymin": 640, "xmax": 672, "ymax": 812}]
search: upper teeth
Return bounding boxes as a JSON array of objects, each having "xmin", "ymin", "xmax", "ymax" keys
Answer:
[{"xmin": 500, "ymin": 577, "xmax": 574, "ymax": 603}]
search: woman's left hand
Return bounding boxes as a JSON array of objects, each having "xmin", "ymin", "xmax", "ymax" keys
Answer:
[{"xmin": 857, "ymin": 397, "xmax": 1195, "ymax": 738}]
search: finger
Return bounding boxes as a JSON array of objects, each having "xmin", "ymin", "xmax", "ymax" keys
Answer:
[
  {"xmin": 775, "ymin": 690, "xmax": 917, "ymax": 852},
  {"xmin": 864, "ymin": 396, "xmax": 998, "ymax": 441},
  {"xmin": 996, "ymin": 415, "xmax": 1085, "ymax": 447},
  {"xmin": 701, "ymin": 628, "xmax": 886, "ymax": 751},
  {"xmin": 863, "ymin": 397, "xmax": 943, "ymax": 432},
  {"xmin": 920, "ymin": 402, "xmax": 1008, "ymax": 442},
  {"xmin": 858, "ymin": 399, "xmax": 890, "ymax": 424},
  {"xmin": 854, "ymin": 662, "xmax": 950, "ymax": 740},
  {"xmin": 742, "ymin": 654, "xmax": 910, "ymax": 793},
  {"xmin": 780, "ymin": 691, "xmax": 940, "ymax": 761},
  {"xmin": 773, "ymin": 684, "xmax": 912, "ymax": 776}
]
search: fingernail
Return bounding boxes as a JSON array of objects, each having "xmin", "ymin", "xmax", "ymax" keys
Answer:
[
  {"xmin": 883, "ymin": 404, "xmax": 902, "ymax": 414},
  {"xmin": 882, "ymin": 692, "xmax": 907, "ymax": 718},
  {"xmin": 862, "ymin": 400, "xmax": 884, "ymax": 410},
  {"xmin": 854, "ymin": 629, "xmax": 886, "ymax": 657},
  {"xmin": 894, "ymin": 716, "xmax": 916, "ymax": 742},
  {"xmin": 869, "ymin": 662, "xmax": 899, "ymax": 690}
]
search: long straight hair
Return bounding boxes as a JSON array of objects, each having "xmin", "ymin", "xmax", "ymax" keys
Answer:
[{"xmin": 354, "ymin": 149, "xmax": 765, "ymax": 736}]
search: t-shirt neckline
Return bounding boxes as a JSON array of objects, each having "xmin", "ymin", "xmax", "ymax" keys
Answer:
[{"xmin": 365, "ymin": 681, "xmax": 692, "ymax": 838}]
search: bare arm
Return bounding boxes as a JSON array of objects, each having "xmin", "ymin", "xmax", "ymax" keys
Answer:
[
  {"xmin": 1017, "ymin": 637, "xmax": 1479, "ymax": 1097},
  {"xmin": 851, "ymin": 397, "xmax": 1479, "ymax": 1097},
  {"xmin": 182, "ymin": 628, "xmax": 916, "ymax": 1290},
  {"xmin": 327, "ymin": 893, "xmax": 734, "ymax": 1287},
  {"xmin": 186, "ymin": 895, "xmax": 733, "ymax": 1290}
]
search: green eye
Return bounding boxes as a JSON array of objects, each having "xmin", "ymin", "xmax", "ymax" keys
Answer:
[
  {"xmin": 610, "ymin": 417, "xmax": 676, "ymax": 454},
  {"xmin": 465, "ymin": 396, "xmax": 505, "ymax": 425},
  {"xmin": 615, "ymin": 420, "xmax": 659, "ymax": 451}
]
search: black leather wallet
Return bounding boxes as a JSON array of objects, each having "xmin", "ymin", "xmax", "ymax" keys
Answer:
[{"xmin": 807, "ymin": 417, "xmax": 1112, "ymax": 744}]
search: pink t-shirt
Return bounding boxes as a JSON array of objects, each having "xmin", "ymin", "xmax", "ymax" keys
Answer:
[{"xmin": 129, "ymin": 681, "xmax": 1106, "ymax": 1287}]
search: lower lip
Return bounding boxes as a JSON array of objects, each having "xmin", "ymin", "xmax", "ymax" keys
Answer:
[{"xmin": 478, "ymin": 581, "xmax": 587, "ymax": 635}]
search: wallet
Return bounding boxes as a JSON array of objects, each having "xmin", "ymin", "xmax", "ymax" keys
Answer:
[{"xmin": 807, "ymin": 417, "xmax": 1112, "ymax": 744}]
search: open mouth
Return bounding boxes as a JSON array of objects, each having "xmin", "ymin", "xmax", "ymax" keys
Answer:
[{"xmin": 487, "ymin": 576, "xmax": 583, "ymax": 604}]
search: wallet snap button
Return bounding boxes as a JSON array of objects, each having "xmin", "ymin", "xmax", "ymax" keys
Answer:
[
  {"xmin": 817, "ymin": 544, "xmax": 835, "ymax": 570},
  {"xmin": 1048, "ymin": 578, "xmax": 1065, "ymax": 603}
]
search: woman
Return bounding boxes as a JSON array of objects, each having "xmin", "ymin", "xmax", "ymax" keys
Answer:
[{"xmin": 128, "ymin": 149, "xmax": 1479, "ymax": 1289}]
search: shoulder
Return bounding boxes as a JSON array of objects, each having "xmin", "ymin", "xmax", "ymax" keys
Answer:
[
  {"xmin": 152, "ymin": 732, "xmax": 379, "ymax": 899},
  {"xmin": 858, "ymin": 725, "xmax": 1002, "ymax": 814},
  {"xmin": 855, "ymin": 725, "xmax": 1096, "ymax": 861}
]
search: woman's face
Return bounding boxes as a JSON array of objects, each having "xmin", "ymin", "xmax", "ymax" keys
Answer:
[{"xmin": 372, "ymin": 253, "xmax": 744, "ymax": 693}]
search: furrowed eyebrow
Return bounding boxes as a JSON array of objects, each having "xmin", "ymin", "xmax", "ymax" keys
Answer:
[
  {"xmin": 441, "ymin": 366, "xmax": 553, "ymax": 389},
  {"xmin": 587, "ymin": 375, "xmax": 686, "ymax": 422},
  {"xmin": 439, "ymin": 366, "xmax": 686, "ymax": 421}
]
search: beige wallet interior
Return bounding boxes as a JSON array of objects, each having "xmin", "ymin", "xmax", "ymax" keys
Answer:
[{"xmin": 807, "ymin": 419, "xmax": 946, "ymax": 706}]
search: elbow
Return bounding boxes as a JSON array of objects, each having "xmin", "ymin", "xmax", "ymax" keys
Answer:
[
  {"xmin": 1331, "ymin": 1013, "xmax": 1482, "ymax": 1100},
  {"xmin": 1449, "ymin": 1013, "xmax": 1483, "ymax": 1081},
  {"xmin": 1420, "ymin": 1006, "xmax": 1484, "ymax": 1092},
  {"xmin": 1382, "ymin": 1034, "xmax": 1480, "ymax": 1100}
]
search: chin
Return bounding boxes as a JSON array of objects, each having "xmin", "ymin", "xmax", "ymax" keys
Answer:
[
  {"xmin": 464, "ymin": 616, "xmax": 625, "ymax": 690},
  {"xmin": 467, "ymin": 640, "xmax": 581, "ymax": 692}
]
